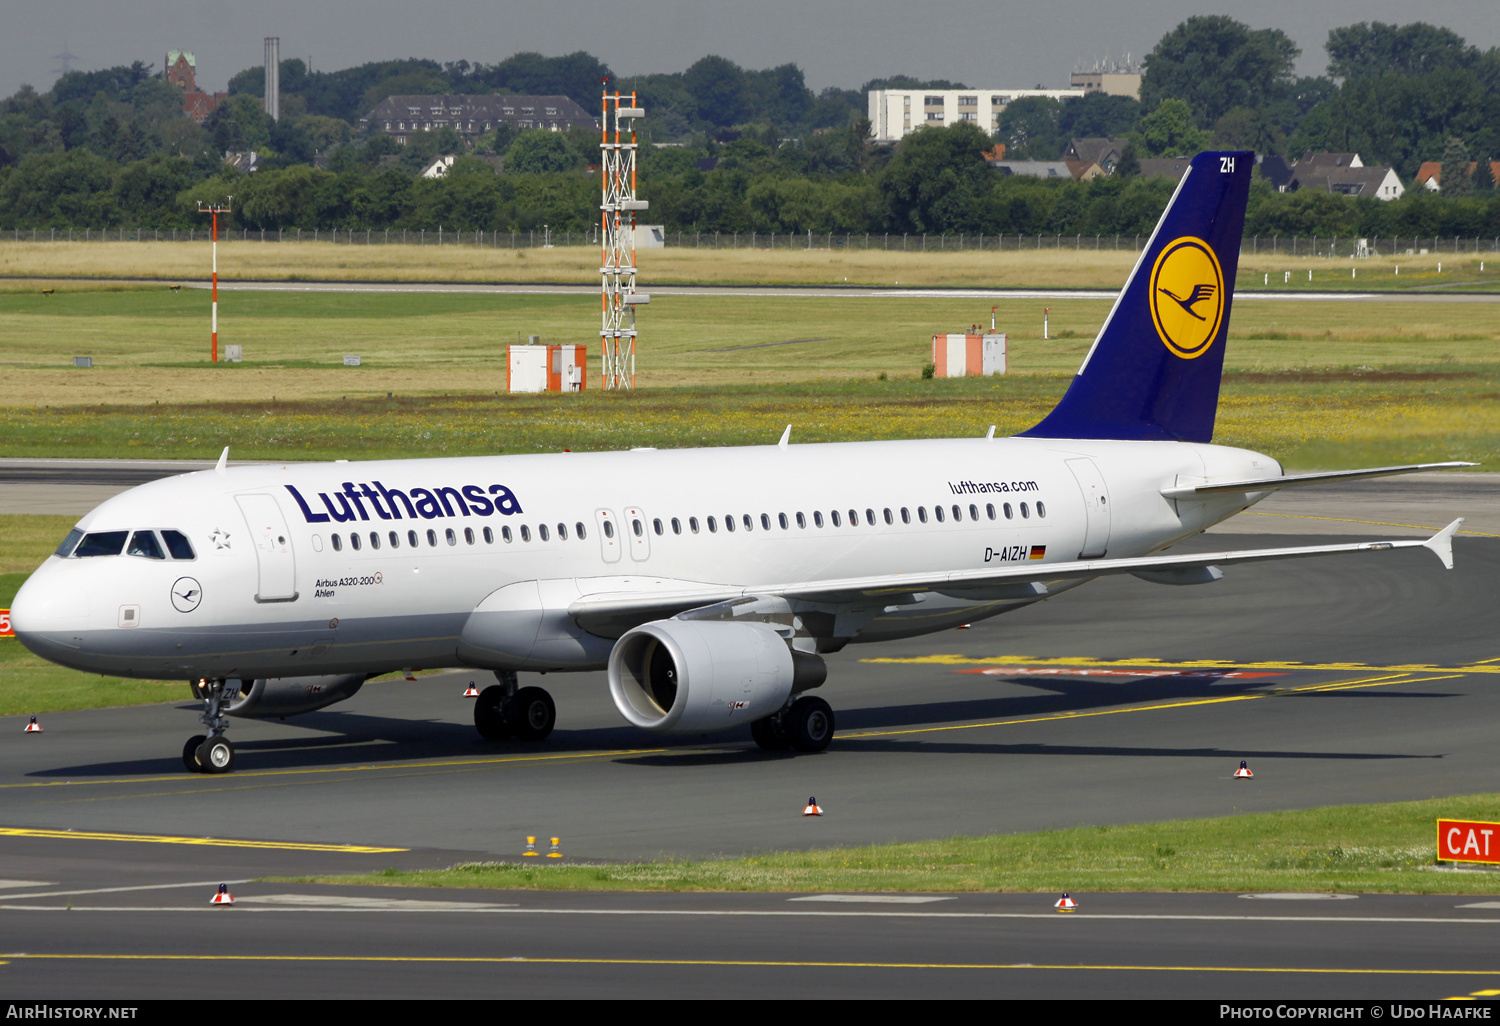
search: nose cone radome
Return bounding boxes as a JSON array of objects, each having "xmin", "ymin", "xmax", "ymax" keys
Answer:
[{"xmin": 9, "ymin": 568, "xmax": 89, "ymax": 657}]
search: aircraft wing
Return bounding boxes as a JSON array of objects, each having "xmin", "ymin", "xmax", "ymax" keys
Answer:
[
  {"xmin": 568, "ymin": 520, "xmax": 1462, "ymax": 635},
  {"xmin": 1161, "ymin": 462, "xmax": 1476, "ymax": 499}
]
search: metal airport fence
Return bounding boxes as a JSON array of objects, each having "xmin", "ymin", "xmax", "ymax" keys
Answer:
[{"xmin": 5, "ymin": 226, "xmax": 1500, "ymax": 258}]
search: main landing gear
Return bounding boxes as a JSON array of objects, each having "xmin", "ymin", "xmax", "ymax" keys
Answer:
[
  {"xmin": 184, "ymin": 678, "xmax": 236, "ymax": 774},
  {"xmin": 751, "ymin": 695, "xmax": 835, "ymax": 754},
  {"xmin": 474, "ymin": 670, "xmax": 556, "ymax": 742}
]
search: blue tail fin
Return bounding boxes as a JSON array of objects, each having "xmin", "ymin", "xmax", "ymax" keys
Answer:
[{"xmin": 1022, "ymin": 151, "xmax": 1252, "ymax": 443}]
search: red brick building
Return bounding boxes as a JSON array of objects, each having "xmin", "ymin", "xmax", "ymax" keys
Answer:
[{"xmin": 165, "ymin": 50, "xmax": 229, "ymax": 124}]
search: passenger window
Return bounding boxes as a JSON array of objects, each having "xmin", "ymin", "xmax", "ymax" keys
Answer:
[
  {"xmin": 743, "ymin": 514, "xmax": 753, "ymax": 531},
  {"xmin": 75, "ymin": 531, "xmax": 128, "ymax": 557},
  {"xmin": 761, "ymin": 514, "xmax": 771, "ymax": 530},
  {"xmin": 350, "ymin": 532, "xmax": 362, "ymax": 551},
  {"xmin": 813, "ymin": 511, "xmax": 823, "ymax": 528},
  {"xmin": 603, "ymin": 521, "xmax": 615, "ymax": 539},
  {"xmin": 465, "ymin": 527, "xmax": 475, "ymax": 545},
  {"xmin": 389, "ymin": 531, "xmax": 400, "ymax": 549},
  {"xmin": 369, "ymin": 532, "xmax": 381, "ymax": 550},
  {"xmin": 985, "ymin": 503, "xmax": 995, "ymax": 520},
  {"xmin": 632, "ymin": 519, "xmax": 643, "ymax": 537},
  {"xmin": 127, "ymin": 531, "xmax": 165, "ymax": 559},
  {"xmin": 933, "ymin": 506, "xmax": 944, "ymax": 523},
  {"xmin": 408, "ymin": 530, "xmax": 419, "ymax": 547},
  {"xmin": 690, "ymin": 517, "xmax": 700, "ymax": 534},
  {"xmin": 831, "ymin": 510, "xmax": 841, "ymax": 527},
  {"xmin": 427, "ymin": 529, "xmax": 438, "ymax": 546},
  {"xmin": 707, "ymin": 516, "xmax": 717, "ymax": 533},
  {"xmin": 520, "ymin": 525, "xmax": 531, "ymax": 542},
  {"xmin": 331, "ymin": 534, "xmax": 343, "ymax": 551},
  {"xmin": 795, "ymin": 512, "xmax": 806, "ymax": 529},
  {"xmin": 917, "ymin": 507, "xmax": 927, "ymax": 524},
  {"xmin": 558, "ymin": 523, "xmax": 569, "ymax": 541},
  {"xmin": 848, "ymin": 510, "xmax": 859, "ymax": 526},
  {"xmin": 502, "ymin": 526, "xmax": 513, "ymax": 543},
  {"xmin": 1004, "ymin": 503, "xmax": 1013, "ymax": 519},
  {"xmin": 483, "ymin": 527, "xmax": 494, "ymax": 543},
  {"xmin": 1038, "ymin": 502, "xmax": 1047, "ymax": 518},
  {"xmin": 969, "ymin": 504, "xmax": 978, "ymax": 520},
  {"xmin": 539, "ymin": 524, "xmax": 549, "ymax": 541},
  {"xmin": 952, "ymin": 505, "xmax": 963, "ymax": 521},
  {"xmin": 778, "ymin": 513, "xmax": 788, "ymax": 529},
  {"xmin": 1020, "ymin": 502, "xmax": 1030, "ymax": 519},
  {"xmin": 653, "ymin": 518, "xmax": 663, "ymax": 536},
  {"xmin": 724, "ymin": 515, "xmax": 735, "ymax": 533},
  {"xmin": 672, "ymin": 518, "xmax": 682, "ymax": 535},
  {"xmin": 54, "ymin": 528, "xmax": 84, "ymax": 558},
  {"xmin": 161, "ymin": 530, "xmax": 195, "ymax": 559},
  {"xmin": 577, "ymin": 522, "xmax": 587, "ymax": 540}
]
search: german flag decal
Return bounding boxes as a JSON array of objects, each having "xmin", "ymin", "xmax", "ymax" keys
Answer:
[{"xmin": 1029, "ymin": 545, "xmax": 1047, "ymax": 560}]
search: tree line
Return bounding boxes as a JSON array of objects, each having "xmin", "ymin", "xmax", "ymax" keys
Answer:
[{"xmin": 0, "ymin": 18, "xmax": 1497, "ymax": 238}]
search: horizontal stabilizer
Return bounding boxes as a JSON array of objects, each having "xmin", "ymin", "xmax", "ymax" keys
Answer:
[{"xmin": 1162, "ymin": 462, "xmax": 1478, "ymax": 499}]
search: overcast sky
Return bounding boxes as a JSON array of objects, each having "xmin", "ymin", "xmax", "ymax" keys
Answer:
[{"xmin": 4, "ymin": 0, "xmax": 1498, "ymax": 99}]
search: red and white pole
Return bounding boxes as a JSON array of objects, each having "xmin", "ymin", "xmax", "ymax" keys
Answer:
[
  {"xmin": 211, "ymin": 209, "xmax": 219, "ymax": 363},
  {"xmin": 198, "ymin": 199, "xmax": 231, "ymax": 363}
]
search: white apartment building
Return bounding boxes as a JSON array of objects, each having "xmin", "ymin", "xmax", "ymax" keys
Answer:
[{"xmin": 867, "ymin": 87, "xmax": 1085, "ymax": 143}]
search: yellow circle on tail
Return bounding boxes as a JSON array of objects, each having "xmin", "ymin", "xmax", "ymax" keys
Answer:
[{"xmin": 1149, "ymin": 236, "xmax": 1224, "ymax": 359}]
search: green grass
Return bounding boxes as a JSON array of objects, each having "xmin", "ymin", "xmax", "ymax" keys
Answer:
[
  {"xmin": 291, "ymin": 794, "xmax": 1500, "ymax": 894},
  {"xmin": 0, "ymin": 370, "xmax": 1493, "ymax": 471}
]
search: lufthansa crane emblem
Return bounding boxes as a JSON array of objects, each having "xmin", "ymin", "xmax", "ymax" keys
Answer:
[
  {"xmin": 171, "ymin": 577, "xmax": 203, "ymax": 613},
  {"xmin": 1149, "ymin": 236, "xmax": 1225, "ymax": 360}
]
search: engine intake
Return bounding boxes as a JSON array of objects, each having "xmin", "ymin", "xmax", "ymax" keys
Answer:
[
  {"xmin": 192, "ymin": 674, "xmax": 366, "ymax": 719},
  {"xmin": 608, "ymin": 619, "xmax": 823, "ymax": 734}
]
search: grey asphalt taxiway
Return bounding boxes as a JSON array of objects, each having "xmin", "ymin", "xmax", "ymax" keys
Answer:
[{"xmin": 0, "ymin": 467, "xmax": 1497, "ymax": 997}]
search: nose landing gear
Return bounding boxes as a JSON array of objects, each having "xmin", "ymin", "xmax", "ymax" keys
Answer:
[{"xmin": 184, "ymin": 679, "xmax": 236, "ymax": 773}]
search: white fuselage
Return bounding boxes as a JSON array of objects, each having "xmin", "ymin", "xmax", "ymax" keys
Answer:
[{"xmin": 11, "ymin": 436, "xmax": 1277, "ymax": 682}]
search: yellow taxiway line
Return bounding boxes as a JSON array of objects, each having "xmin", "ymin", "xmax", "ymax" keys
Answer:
[
  {"xmin": 1237, "ymin": 510, "xmax": 1499, "ymax": 538},
  {"xmin": 0, "ymin": 953, "xmax": 1496, "ymax": 976},
  {"xmin": 0, "ymin": 826, "xmax": 405, "ymax": 853},
  {"xmin": 863, "ymin": 653, "xmax": 1500, "ymax": 675}
]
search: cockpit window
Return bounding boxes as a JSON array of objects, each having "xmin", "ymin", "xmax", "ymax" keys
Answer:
[
  {"xmin": 161, "ymin": 531, "xmax": 195, "ymax": 560},
  {"xmin": 74, "ymin": 531, "xmax": 128, "ymax": 557},
  {"xmin": 54, "ymin": 528, "xmax": 84, "ymax": 558},
  {"xmin": 127, "ymin": 531, "xmax": 165, "ymax": 560}
]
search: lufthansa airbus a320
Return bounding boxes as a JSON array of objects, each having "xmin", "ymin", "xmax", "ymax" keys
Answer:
[{"xmin": 10, "ymin": 151, "xmax": 1470, "ymax": 774}]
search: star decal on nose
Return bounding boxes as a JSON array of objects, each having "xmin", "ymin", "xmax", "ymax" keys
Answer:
[{"xmin": 209, "ymin": 528, "xmax": 232, "ymax": 550}]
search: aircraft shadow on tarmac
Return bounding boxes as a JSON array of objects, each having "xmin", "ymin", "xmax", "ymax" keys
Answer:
[
  {"xmin": 830, "ymin": 675, "xmax": 1456, "ymax": 733},
  {"xmin": 25, "ymin": 675, "xmax": 1456, "ymax": 779}
]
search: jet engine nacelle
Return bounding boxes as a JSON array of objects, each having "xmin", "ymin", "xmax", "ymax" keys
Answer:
[
  {"xmin": 192, "ymin": 674, "xmax": 366, "ymax": 719},
  {"xmin": 607, "ymin": 619, "xmax": 824, "ymax": 734}
]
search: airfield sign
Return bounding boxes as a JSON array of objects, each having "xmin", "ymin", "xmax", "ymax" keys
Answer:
[{"xmin": 1437, "ymin": 818, "xmax": 1500, "ymax": 865}]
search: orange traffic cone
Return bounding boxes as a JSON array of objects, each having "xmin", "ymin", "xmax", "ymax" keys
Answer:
[
  {"xmin": 23, "ymin": 716, "xmax": 41, "ymax": 734},
  {"xmin": 523, "ymin": 836, "xmax": 539, "ymax": 857},
  {"xmin": 1233, "ymin": 760, "xmax": 1254, "ymax": 779},
  {"xmin": 802, "ymin": 797, "xmax": 823, "ymax": 817},
  {"xmin": 463, "ymin": 680, "xmax": 480, "ymax": 697},
  {"xmin": 1054, "ymin": 893, "xmax": 1077, "ymax": 912},
  {"xmin": 210, "ymin": 883, "xmax": 234, "ymax": 905},
  {"xmin": 547, "ymin": 837, "xmax": 562, "ymax": 858}
]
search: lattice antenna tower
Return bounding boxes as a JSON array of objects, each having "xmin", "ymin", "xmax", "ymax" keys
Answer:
[{"xmin": 600, "ymin": 83, "xmax": 647, "ymax": 389}]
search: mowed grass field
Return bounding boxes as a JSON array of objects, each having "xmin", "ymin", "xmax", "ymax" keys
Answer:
[
  {"xmin": 307, "ymin": 793, "xmax": 1500, "ymax": 895},
  {"xmin": 0, "ymin": 284, "xmax": 1495, "ymax": 471},
  {"xmin": 2, "ymin": 239, "xmax": 1497, "ymax": 290}
]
